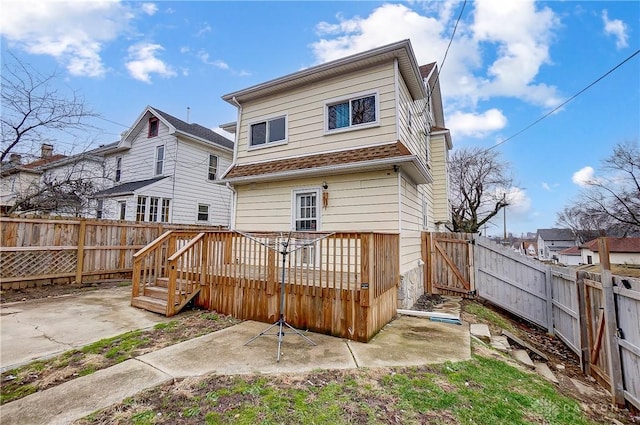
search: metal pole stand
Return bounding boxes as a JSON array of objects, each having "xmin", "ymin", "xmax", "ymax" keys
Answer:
[{"xmin": 245, "ymin": 241, "xmax": 316, "ymax": 362}]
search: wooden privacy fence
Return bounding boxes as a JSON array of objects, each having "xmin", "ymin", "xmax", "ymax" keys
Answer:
[
  {"xmin": 0, "ymin": 216, "xmax": 223, "ymax": 289},
  {"xmin": 423, "ymin": 232, "xmax": 475, "ymax": 297},
  {"xmin": 423, "ymin": 233, "xmax": 640, "ymax": 410},
  {"xmin": 132, "ymin": 231, "xmax": 400, "ymax": 342}
]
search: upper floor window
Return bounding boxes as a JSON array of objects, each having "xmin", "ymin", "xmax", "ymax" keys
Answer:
[
  {"xmin": 115, "ymin": 156, "xmax": 122, "ymax": 182},
  {"xmin": 148, "ymin": 117, "xmax": 159, "ymax": 138},
  {"xmin": 250, "ymin": 116, "xmax": 286, "ymax": 147},
  {"xmin": 208, "ymin": 154, "xmax": 218, "ymax": 180},
  {"xmin": 326, "ymin": 93, "xmax": 377, "ymax": 132},
  {"xmin": 155, "ymin": 145, "xmax": 165, "ymax": 175}
]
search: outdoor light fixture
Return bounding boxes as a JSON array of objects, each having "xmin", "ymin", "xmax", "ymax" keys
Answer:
[{"xmin": 322, "ymin": 181, "xmax": 328, "ymax": 190}]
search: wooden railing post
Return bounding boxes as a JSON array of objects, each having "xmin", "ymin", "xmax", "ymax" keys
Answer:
[
  {"xmin": 75, "ymin": 219, "xmax": 87, "ymax": 284},
  {"xmin": 576, "ymin": 270, "xmax": 591, "ymax": 374},
  {"xmin": 599, "ymin": 237, "xmax": 625, "ymax": 407},
  {"xmin": 201, "ymin": 233, "xmax": 209, "ymax": 286},
  {"xmin": 167, "ymin": 259, "xmax": 177, "ymax": 316},
  {"xmin": 360, "ymin": 233, "xmax": 374, "ymax": 308}
]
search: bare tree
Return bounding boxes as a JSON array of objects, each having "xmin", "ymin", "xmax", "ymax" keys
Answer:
[
  {"xmin": 558, "ymin": 141, "xmax": 640, "ymax": 236},
  {"xmin": 447, "ymin": 147, "xmax": 514, "ymax": 233},
  {"xmin": 1, "ymin": 52, "xmax": 98, "ymax": 163}
]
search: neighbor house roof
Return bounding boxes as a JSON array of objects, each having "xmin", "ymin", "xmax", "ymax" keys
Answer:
[
  {"xmin": 221, "ymin": 141, "xmax": 431, "ymax": 184},
  {"xmin": 151, "ymin": 107, "xmax": 234, "ymax": 150},
  {"xmin": 581, "ymin": 237, "xmax": 640, "ymax": 253},
  {"xmin": 93, "ymin": 176, "xmax": 169, "ymax": 198},
  {"xmin": 559, "ymin": 246, "xmax": 581, "ymax": 256},
  {"xmin": 22, "ymin": 154, "xmax": 67, "ymax": 169},
  {"xmin": 419, "ymin": 62, "xmax": 436, "ymax": 79},
  {"xmin": 537, "ymin": 228, "xmax": 576, "ymax": 241}
]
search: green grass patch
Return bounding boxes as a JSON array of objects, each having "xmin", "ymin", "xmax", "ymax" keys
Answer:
[
  {"xmin": 463, "ymin": 301, "xmax": 517, "ymax": 332},
  {"xmin": 154, "ymin": 321, "xmax": 178, "ymax": 331}
]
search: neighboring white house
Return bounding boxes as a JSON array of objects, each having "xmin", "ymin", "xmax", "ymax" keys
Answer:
[
  {"xmin": 558, "ymin": 246, "xmax": 582, "ymax": 266},
  {"xmin": 536, "ymin": 228, "xmax": 578, "ymax": 262},
  {"xmin": 0, "ymin": 143, "xmax": 113, "ymax": 216},
  {"xmin": 93, "ymin": 106, "xmax": 234, "ymax": 226},
  {"xmin": 579, "ymin": 237, "xmax": 640, "ymax": 265},
  {"xmin": 218, "ymin": 40, "xmax": 453, "ymax": 308}
]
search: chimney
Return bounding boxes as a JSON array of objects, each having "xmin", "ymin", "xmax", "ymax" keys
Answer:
[
  {"xmin": 9, "ymin": 153, "xmax": 22, "ymax": 165},
  {"xmin": 41, "ymin": 143, "xmax": 54, "ymax": 158}
]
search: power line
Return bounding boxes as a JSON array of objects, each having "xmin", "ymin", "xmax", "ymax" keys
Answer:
[
  {"xmin": 486, "ymin": 48, "xmax": 640, "ymax": 151},
  {"xmin": 430, "ymin": 0, "xmax": 467, "ymax": 93},
  {"xmin": 94, "ymin": 116, "xmax": 129, "ymax": 128}
]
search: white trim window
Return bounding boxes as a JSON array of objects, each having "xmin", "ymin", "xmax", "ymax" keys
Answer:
[
  {"xmin": 197, "ymin": 203, "xmax": 209, "ymax": 222},
  {"xmin": 161, "ymin": 198, "xmax": 170, "ymax": 223},
  {"xmin": 149, "ymin": 197, "xmax": 159, "ymax": 222},
  {"xmin": 326, "ymin": 92, "xmax": 378, "ymax": 132},
  {"xmin": 115, "ymin": 156, "xmax": 122, "ymax": 182},
  {"xmin": 155, "ymin": 145, "xmax": 165, "ymax": 176},
  {"xmin": 422, "ymin": 197, "xmax": 429, "ymax": 230},
  {"xmin": 119, "ymin": 201, "xmax": 126, "ymax": 220},
  {"xmin": 136, "ymin": 196, "xmax": 147, "ymax": 222},
  {"xmin": 208, "ymin": 154, "xmax": 218, "ymax": 180},
  {"xmin": 292, "ymin": 188, "xmax": 320, "ymax": 231},
  {"xmin": 249, "ymin": 115, "xmax": 287, "ymax": 148}
]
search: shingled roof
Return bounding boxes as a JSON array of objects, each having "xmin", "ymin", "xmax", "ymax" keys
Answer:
[
  {"xmin": 537, "ymin": 228, "xmax": 576, "ymax": 241},
  {"xmin": 93, "ymin": 176, "xmax": 168, "ymax": 198},
  {"xmin": 151, "ymin": 107, "xmax": 234, "ymax": 150},
  {"xmin": 224, "ymin": 141, "xmax": 412, "ymax": 180},
  {"xmin": 581, "ymin": 237, "xmax": 640, "ymax": 253}
]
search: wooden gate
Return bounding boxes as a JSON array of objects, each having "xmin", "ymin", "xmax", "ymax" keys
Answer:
[
  {"xmin": 580, "ymin": 271, "xmax": 611, "ymax": 388},
  {"xmin": 423, "ymin": 232, "xmax": 475, "ymax": 297}
]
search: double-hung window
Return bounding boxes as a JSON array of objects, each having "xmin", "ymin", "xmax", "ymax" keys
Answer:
[
  {"xmin": 115, "ymin": 157, "xmax": 122, "ymax": 182},
  {"xmin": 197, "ymin": 204, "xmax": 209, "ymax": 222},
  {"xmin": 161, "ymin": 199, "xmax": 170, "ymax": 222},
  {"xmin": 119, "ymin": 201, "xmax": 126, "ymax": 220},
  {"xmin": 249, "ymin": 116, "xmax": 286, "ymax": 147},
  {"xmin": 208, "ymin": 154, "xmax": 218, "ymax": 180},
  {"xmin": 326, "ymin": 93, "xmax": 377, "ymax": 131},
  {"xmin": 155, "ymin": 145, "xmax": 164, "ymax": 175}
]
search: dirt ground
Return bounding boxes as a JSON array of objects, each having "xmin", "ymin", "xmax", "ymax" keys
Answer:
[{"xmin": 0, "ymin": 280, "xmax": 129, "ymax": 304}]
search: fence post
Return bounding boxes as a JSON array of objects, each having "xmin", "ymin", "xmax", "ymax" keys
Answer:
[
  {"xmin": 421, "ymin": 232, "xmax": 429, "ymax": 293},
  {"xmin": 576, "ymin": 270, "xmax": 591, "ymax": 374},
  {"xmin": 599, "ymin": 237, "xmax": 625, "ymax": 407},
  {"xmin": 75, "ymin": 219, "xmax": 87, "ymax": 284},
  {"xmin": 360, "ymin": 233, "xmax": 374, "ymax": 308},
  {"xmin": 424, "ymin": 232, "xmax": 433, "ymax": 294},
  {"xmin": 545, "ymin": 267, "xmax": 554, "ymax": 335}
]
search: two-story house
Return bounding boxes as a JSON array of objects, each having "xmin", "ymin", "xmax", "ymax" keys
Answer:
[
  {"xmin": 218, "ymin": 40, "xmax": 452, "ymax": 308},
  {"xmin": 536, "ymin": 228, "xmax": 578, "ymax": 262},
  {"xmin": 93, "ymin": 106, "xmax": 234, "ymax": 226}
]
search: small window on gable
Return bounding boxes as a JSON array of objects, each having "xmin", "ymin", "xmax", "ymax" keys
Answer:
[
  {"xmin": 250, "ymin": 116, "xmax": 286, "ymax": 147},
  {"xmin": 327, "ymin": 93, "xmax": 377, "ymax": 131},
  {"xmin": 208, "ymin": 154, "xmax": 218, "ymax": 180},
  {"xmin": 148, "ymin": 117, "xmax": 159, "ymax": 138}
]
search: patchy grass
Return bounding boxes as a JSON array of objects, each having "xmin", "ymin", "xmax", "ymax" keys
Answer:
[
  {"xmin": 1, "ymin": 311, "xmax": 240, "ymax": 405},
  {"xmin": 462, "ymin": 301, "xmax": 516, "ymax": 333},
  {"xmin": 76, "ymin": 355, "xmax": 605, "ymax": 425}
]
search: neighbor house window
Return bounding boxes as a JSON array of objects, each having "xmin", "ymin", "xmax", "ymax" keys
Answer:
[
  {"xmin": 119, "ymin": 201, "xmax": 126, "ymax": 220},
  {"xmin": 115, "ymin": 157, "xmax": 122, "ymax": 182},
  {"xmin": 293, "ymin": 189, "xmax": 319, "ymax": 231},
  {"xmin": 161, "ymin": 198, "xmax": 170, "ymax": 222},
  {"xmin": 149, "ymin": 197, "xmax": 159, "ymax": 222},
  {"xmin": 326, "ymin": 93, "xmax": 377, "ymax": 131},
  {"xmin": 136, "ymin": 196, "xmax": 147, "ymax": 222},
  {"xmin": 208, "ymin": 154, "xmax": 218, "ymax": 180},
  {"xmin": 96, "ymin": 200, "xmax": 103, "ymax": 219},
  {"xmin": 197, "ymin": 204, "xmax": 209, "ymax": 221},
  {"xmin": 155, "ymin": 145, "xmax": 164, "ymax": 175},
  {"xmin": 249, "ymin": 116, "xmax": 286, "ymax": 147},
  {"xmin": 148, "ymin": 117, "xmax": 159, "ymax": 138}
]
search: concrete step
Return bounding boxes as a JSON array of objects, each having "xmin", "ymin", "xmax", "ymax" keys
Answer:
[
  {"xmin": 490, "ymin": 335, "xmax": 510, "ymax": 352},
  {"xmin": 512, "ymin": 349, "xmax": 535, "ymax": 368},
  {"xmin": 131, "ymin": 296, "xmax": 167, "ymax": 315},
  {"xmin": 470, "ymin": 323, "xmax": 491, "ymax": 343},
  {"xmin": 535, "ymin": 362, "xmax": 559, "ymax": 384}
]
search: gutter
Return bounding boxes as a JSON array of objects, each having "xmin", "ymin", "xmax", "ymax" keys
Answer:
[{"xmin": 225, "ymin": 182, "xmax": 237, "ymax": 230}]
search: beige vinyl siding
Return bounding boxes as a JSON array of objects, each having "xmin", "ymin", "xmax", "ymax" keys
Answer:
[
  {"xmin": 399, "ymin": 174, "xmax": 423, "ymax": 274},
  {"xmin": 430, "ymin": 133, "xmax": 450, "ymax": 225},
  {"xmin": 234, "ymin": 63, "xmax": 398, "ymax": 164},
  {"xmin": 397, "ymin": 73, "xmax": 428, "ymax": 169},
  {"xmin": 235, "ymin": 170, "xmax": 399, "ymax": 233}
]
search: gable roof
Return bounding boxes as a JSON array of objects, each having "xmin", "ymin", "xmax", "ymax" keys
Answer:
[
  {"xmin": 559, "ymin": 246, "xmax": 581, "ymax": 256},
  {"xmin": 151, "ymin": 107, "xmax": 234, "ymax": 150},
  {"xmin": 537, "ymin": 228, "xmax": 576, "ymax": 241},
  {"xmin": 419, "ymin": 62, "xmax": 436, "ymax": 79},
  {"xmin": 93, "ymin": 176, "xmax": 169, "ymax": 198},
  {"xmin": 221, "ymin": 141, "xmax": 431, "ymax": 184},
  {"xmin": 222, "ymin": 39, "xmax": 426, "ymax": 104},
  {"xmin": 581, "ymin": 237, "xmax": 640, "ymax": 253}
]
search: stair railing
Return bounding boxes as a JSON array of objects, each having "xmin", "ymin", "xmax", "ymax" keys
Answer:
[{"xmin": 166, "ymin": 232, "xmax": 206, "ymax": 316}]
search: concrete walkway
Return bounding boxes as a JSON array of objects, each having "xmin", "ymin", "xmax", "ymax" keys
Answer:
[{"xmin": 1, "ymin": 316, "xmax": 470, "ymax": 425}]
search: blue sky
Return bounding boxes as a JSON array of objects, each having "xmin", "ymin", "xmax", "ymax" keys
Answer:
[{"xmin": 2, "ymin": 0, "xmax": 639, "ymax": 236}]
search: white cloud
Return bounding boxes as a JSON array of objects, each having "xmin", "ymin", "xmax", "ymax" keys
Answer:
[
  {"xmin": 141, "ymin": 3, "xmax": 158, "ymax": 16},
  {"xmin": 197, "ymin": 51, "xmax": 229, "ymax": 69},
  {"xmin": 572, "ymin": 166, "xmax": 596, "ymax": 187},
  {"xmin": 0, "ymin": 0, "xmax": 133, "ymax": 78},
  {"xmin": 505, "ymin": 187, "xmax": 532, "ymax": 216},
  {"xmin": 602, "ymin": 10, "xmax": 628, "ymax": 49},
  {"xmin": 541, "ymin": 182, "xmax": 559, "ymax": 192},
  {"xmin": 447, "ymin": 109, "xmax": 507, "ymax": 138},
  {"xmin": 195, "ymin": 24, "xmax": 212, "ymax": 38},
  {"xmin": 125, "ymin": 43, "xmax": 176, "ymax": 83}
]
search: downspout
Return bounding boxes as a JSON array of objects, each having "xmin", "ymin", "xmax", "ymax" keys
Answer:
[
  {"xmin": 394, "ymin": 58, "xmax": 400, "ymax": 141},
  {"xmin": 171, "ymin": 140, "xmax": 178, "ymax": 224},
  {"xmin": 226, "ymin": 182, "xmax": 237, "ymax": 230}
]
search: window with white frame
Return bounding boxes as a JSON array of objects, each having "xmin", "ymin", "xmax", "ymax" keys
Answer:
[
  {"xmin": 119, "ymin": 201, "xmax": 126, "ymax": 220},
  {"xmin": 326, "ymin": 93, "xmax": 377, "ymax": 131},
  {"xmin": 197, "ymin": 203, "xmax": 209, "ymax": 222},
  {"xmin": 115, "ymin": 157, "xmax": 122, "ymax": 182},
  {"xmin": 293, "ymin": 189, "xmax": 319, "ymax": 231},
  {"xmin": 155, "ymin": 145, "xmax": 165, "ymax": 175},
  {"xmin": 422, "ymin": 198, "xmax": 429, "ymax": 230},
  {"xmin": 96, "ymin": 199, "xmax": 103, "ymax": 219},
  {"xmin": 149, "ymin": 197, "xmax": 159, "ymax": 222},
  {"xmin": 136, "ymin": 196, "xmax": 147, "ymax": 222},
  {"xmin": 161, "ymin": 199, "xmax": 170, "ymax": 222},
  {"xmin": 208, "ymin": 154, "xmax": 218, "ymax": 180},
  {"xmin": 249, "ymin": 116, "xmax": 286, "ymax": 147},
  {"xmin": 148, "ymin": 117, "xmax": 159, "ymax": 138}
]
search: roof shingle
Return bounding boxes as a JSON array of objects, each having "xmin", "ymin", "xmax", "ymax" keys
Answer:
[
  {"xmin": 93, "ymin": 176, "xmax": 168, "ymax": 198},
  {"xmin": 581, "ymin": 237, "xmax": 640, "ymax": 253},
  {"xmin": 151, "ymin": 107, "xmax": 234, "ymax": 150}
]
